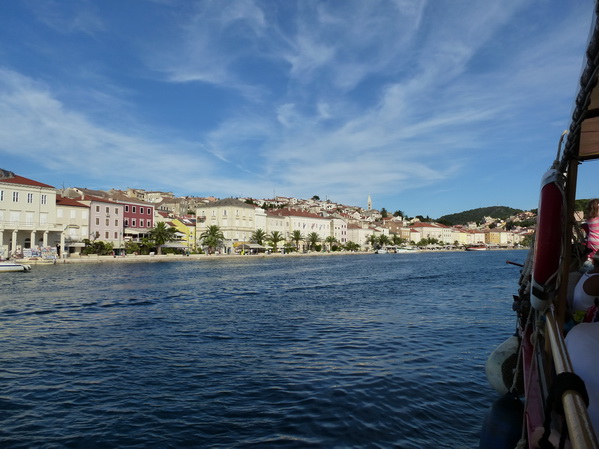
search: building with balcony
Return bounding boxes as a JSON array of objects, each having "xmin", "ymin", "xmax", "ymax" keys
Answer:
[
  {"xmin": 56, "ymin": 195, "xmax": 89, "ymax": 255},
  {"xmin": 196, "ymin": 198, "xmax": 265, "ymax": 253},
  {"xmin": 0, "ymin": 169, "xmax": 60, "ymax": 258}
]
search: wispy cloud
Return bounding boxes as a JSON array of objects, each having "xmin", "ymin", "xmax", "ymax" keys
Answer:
[
  {"xmin": 0, "ymin": 0, "xmax": 594, "ymax": 215},
  {"xmin": 27, "ymin": 0, "xmax": 105, "ymax": 36},
  {"xmin": 0, "ymin": 69, "xmax": 214, "ymax": 185}
]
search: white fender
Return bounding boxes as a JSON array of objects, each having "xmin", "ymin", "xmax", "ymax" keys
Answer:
[{"xmin": 486, "ymin": 335, "xmax": 520, "ymax": 396}]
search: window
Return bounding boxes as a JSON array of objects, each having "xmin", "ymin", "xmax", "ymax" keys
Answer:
[
  {"xmin": 0, "ymin": 190, "xmax": 3, "ymax": 201},
  {"xmin": 132, "ymin": 206, "xmax": 136, "ymax": 213},
  {"xmin": 96, "ymin": 205, "xmax": 100, "ymax": 212},
  {"xmin": 223, "ymin": 210, "xmax": 227, "ymax": 216},
  {"xmin": 105, "ymin": 231, "xmax": 109, "ymax": 239},
  {"xmin": 96, "ymin": 217, "xmax": 100, "ymax": 225},
  {"xmin": 106, "ymin": 207, "xmax": 109, "ymax": 213},
  {"xmin": 115, "ymin": 208, "xmax": 119, "ymax": 215},
  {"xmin": 140, "ymin": 219, "xmax": 144, "ymax": 227},
  {"xmin": 132, "ymin": 219, "xmax": 136, "ymax": 227},
  {"xmin": 114, "ymin": 232, "xmax": 118, "ymax": 239},
  {"xmin": 41, "ymin": 194, "xmax": 47, "ymax": 205},
  {"xmin": 57, "ymin": 209, "xmax": 63, "ymax": 218},
  {"xmin": 82, "ymin": 211, "xmax": 88, "ymax": 220},
  {"xmin": 39, "ymin": 213, "xmax": 47, "ymax": 225},
  {"xmin": 124, "ymin": 219, "xmax": 129, "ymax": 227},
  {"xmin": 106, "ymin": 219, "xmax": 109, "ymax": 226},
  {"xmin": 125, "ymin": 205, "xmax": 129, "ymax": 212},
  {"xmin": 27, "ymin": 193, "xmax": 33, "ymax": 203},
  {"xmin": 114, "ymin": 219, "xmax": 118, "ymax": 226},
  {"xmin": 147, "ymin": 209, "xmax": 151, "ymax": 215},
  {"xmin": 140, "ymin": 207, "xmax": 144, "ymax": 214},
  {"xmin": 12, "ymin": 192, "xmax": 18, "ymax": 202},
  {"xmin": 70, "ymin": 210, "xmax": 76, "ymax": 219},
  {"xmin": 25, "ymin": 213, "xmax": 33, "ymax": 225}
]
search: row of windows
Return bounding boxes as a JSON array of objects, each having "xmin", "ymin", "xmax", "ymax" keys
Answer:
[
  {"xmin": 125, "ymin": 205, "xmax": 152, "ymax": 215},
  {"xmin": 92, "ymin": 204, "xmax": 153, "ymax": 215},
  {"xmin": 0, "ymin": 210, "xmax": 48, "ymax": 225},
  {"xmin": 95, "ymin": 205, "xmax": 120, "ymax": 214},
  {"xmin": 95, "ymin": 218, "xmax": 120, "ymax": 226},
  {"xmin": 91, "ymin": 218, "xmax": 150, "ymax": 228},
  {"xmin": 203, "ymin": 209, "xmax": 248, "ymax": 217},
  {"xmin": 0, "ymin": 190, "xmax": 48, "ymax": 205},
  {"xmin": 57, "ymin": 209, "xmax": 89, "ymax": 220},
  {"xmin": 124, "ymin": 219, "xmax": 148, "ymax": 227}
]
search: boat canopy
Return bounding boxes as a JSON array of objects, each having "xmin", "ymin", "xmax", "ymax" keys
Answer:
[{"xmin": 566, "ymin": 6, "xmax": 599, "ymax": 161}]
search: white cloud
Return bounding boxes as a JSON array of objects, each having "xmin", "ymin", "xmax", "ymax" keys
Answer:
[
  {"xmin": 0, "ymin": 69, "xmax": 216, "ymax": 185},
  {"xmin": 28, "ymin": 0, "xmax": 105, "ymax": 36}
]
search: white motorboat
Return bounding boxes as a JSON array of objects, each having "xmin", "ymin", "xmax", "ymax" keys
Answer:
[{"xmin": 0, "ymin": 261, "xmax": 32, "ymax": 272}]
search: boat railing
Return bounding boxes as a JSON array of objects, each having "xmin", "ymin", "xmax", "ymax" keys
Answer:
[{"xmin": 545, "ymin": 307, "xmax": 599, "ymax": 449}]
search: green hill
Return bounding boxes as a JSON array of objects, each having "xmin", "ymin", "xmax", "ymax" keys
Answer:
[{"xmin": 438, "ymin": 206, "xmax": 523, "ymax": 226}]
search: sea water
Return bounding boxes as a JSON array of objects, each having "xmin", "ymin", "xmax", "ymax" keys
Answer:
[{"xmin": 0, "ymin": 250, "xmax": 523, "ymax": 448}]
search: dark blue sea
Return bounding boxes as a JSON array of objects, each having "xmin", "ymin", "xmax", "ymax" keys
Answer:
[{"xmin": 0, "ymin": 250, "xmax": 524, "ymax": 448}]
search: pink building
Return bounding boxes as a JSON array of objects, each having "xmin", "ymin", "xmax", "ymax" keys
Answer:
[{"xmin": 78, "ymin": 196, "xmax": 125, "ymax": 249}]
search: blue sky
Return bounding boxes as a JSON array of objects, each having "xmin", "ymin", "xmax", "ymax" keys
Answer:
[{"xmin": 0, "ymin": 1, "xmax": 596, "ymax": 218}]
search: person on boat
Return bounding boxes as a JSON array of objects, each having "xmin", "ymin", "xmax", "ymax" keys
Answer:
[
  {"xmin": 572, "ymin": 252, "xmax": 599, "ymax": 322},
  {"xmin": 582, "ymin": 198, "xmax": 599, "ymax": 260}
]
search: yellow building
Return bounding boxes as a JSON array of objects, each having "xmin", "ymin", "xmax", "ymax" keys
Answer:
[{"xmin": 170, "ymin": 217, "xmax": 197, "ymax": 250}]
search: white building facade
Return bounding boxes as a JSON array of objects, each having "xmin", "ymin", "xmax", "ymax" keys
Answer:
[{"xmin": 0, "ymin": 170, "xmax": 60, "ymax": 258}]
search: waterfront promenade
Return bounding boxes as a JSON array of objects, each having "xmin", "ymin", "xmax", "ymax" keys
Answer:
[
  {"xmin": 15, "ymin": 247, "xmax": 522, "ymax": 265},
  {"xmin": 16, "ymin": 251, "xmax": 359, "ymax": 264}
]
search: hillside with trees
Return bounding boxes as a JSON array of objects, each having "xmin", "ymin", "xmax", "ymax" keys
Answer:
[{"xmin": 438, "ymin": 206, "xmax": 523, "ymax": 226}]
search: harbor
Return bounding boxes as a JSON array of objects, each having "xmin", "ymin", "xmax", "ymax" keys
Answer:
[{"xmin": 1, "ymin": 250, "xmax": 519, "ymax": 448}]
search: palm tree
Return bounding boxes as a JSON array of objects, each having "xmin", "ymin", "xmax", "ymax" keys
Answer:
[
  {"xmin": 200, "ymin": 225, "xmax": 225, "ymax": 254},
  {"xmin": 345, "ymin": 241, "xmax": 360, "ymax": 252},
  {"xmin": 149, "ymin": 222, "xmax": 178, "ymax": 255},
  {"xmin": 378, "ymin": 234, "xmax": 391, "ymax": 248},
  {"xmin": 291, "ymin": 230, "xmax": 304, "ymax": 251},
  {"xmin": 267, "ymin": 231, "xmax": 285, "ymax": 253},
  {"xmin": 390, "ymin": 233, "xmax": 405, "ymax": 246},
  {"xmin": 324, "ymin": 235, "xmax": 337, "ymax": 252},
  {"xmin": 251, "ymin": 228, "xmax": 267, "ymax": 246},
  {"xmin": 306, "ymin": 232, "xmax": 321, "ymax": 251},
  {"xmin": 366, "ymin": 234, "xmax": 379, "ymax": 250}
]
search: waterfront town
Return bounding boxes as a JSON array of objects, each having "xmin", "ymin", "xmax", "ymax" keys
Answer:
[{"xmin": 0, "ymin": 168, "xmax": 532, "ymax": 260}]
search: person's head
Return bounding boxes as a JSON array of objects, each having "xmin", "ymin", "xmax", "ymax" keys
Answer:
[{"xmin": 587, "ymin": 199, "xmax": 599, "ymax": 219}]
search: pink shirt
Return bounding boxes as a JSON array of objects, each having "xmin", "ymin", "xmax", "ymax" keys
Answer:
[{"xmin": 587, "ymin": 217, "xmax": 599, "ymax": 258}]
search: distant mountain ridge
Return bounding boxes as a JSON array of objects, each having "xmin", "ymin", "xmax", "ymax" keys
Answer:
[{"xmin": 438, "ymin": 206, "xmax": 523, "ymax": 226}]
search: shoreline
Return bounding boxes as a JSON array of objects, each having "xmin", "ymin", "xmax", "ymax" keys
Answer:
[{"xmin": 15, "ymin": 247, "xmax": 525, "ymax": 265}]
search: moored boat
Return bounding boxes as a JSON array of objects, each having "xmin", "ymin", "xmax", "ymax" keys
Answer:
[
  {"xmin": 0, "ymin": 261, "xmax": 32, "ymax": 272},
  {"xmin": 466, "ymin": 245, "xmax": 487, "ymax": 251},
  {"xmin": 480, "ymin": 4, "xmax": 599, "ymax": 448}
]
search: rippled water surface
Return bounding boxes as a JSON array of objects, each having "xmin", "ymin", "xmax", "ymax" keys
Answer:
[{"xmin": 0, "ymin": 251, "xmax": 524, "ymax": 448}]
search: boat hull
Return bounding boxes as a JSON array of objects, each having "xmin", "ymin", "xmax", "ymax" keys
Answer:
[{"xmin": 0, "ymin": 262, "xmax": 32, "ymax": 272}]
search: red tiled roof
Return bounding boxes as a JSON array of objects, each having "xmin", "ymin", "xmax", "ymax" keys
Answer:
[
  {"xmin": 79, "ymin": 194, "xmax": 119, "ymax": 205},
  {"xmin": 0, "ymin": 173, "xmax": 55, "ymax": 189},
  {"xmin": 56, "ymin": 195, "xmax": 88, "ymax": 207}
]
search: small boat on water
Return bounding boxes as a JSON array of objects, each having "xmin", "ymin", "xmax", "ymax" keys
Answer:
[
  {"xmin": 466, "ymin": 245, "xmax": 487, "ymax": 251},
  {"xmin": 396, "ymin": 247, "xmax": 420, "ymax": 253},
  {"xmin": 0, "ymin": 261, "xmax": 32, "ymax": 272},
  {"xmin": 480, "ymin": 5, "xmax": 599, "ymax": 448},
  {"xmin": 375, "ymin": 247, "xmax": 388, "ymax": 254}
]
